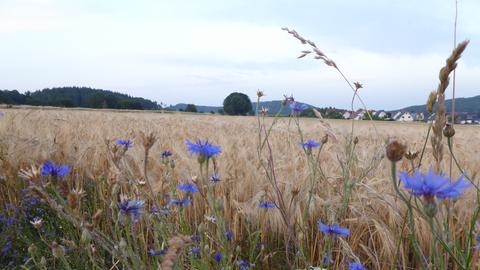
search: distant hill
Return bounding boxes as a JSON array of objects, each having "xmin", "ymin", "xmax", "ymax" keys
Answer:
[
  {"xmin": 0, "ymin": 87, "xmax": 160, "ymax": 110},
  {"xmin": 399, "ymin": 95, "xmax": 480, "ymax": 113},
  {"xmin": 169, "ymin": 103, "xmax": 222, "ymax": 113},
  {"xmin": 169, "ymin": 100, "xmax": 315, "ymax": 115}
]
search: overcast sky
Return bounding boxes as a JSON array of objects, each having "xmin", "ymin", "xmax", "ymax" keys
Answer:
[{"xmin": 0, "ymin": 0, "xmax": 479, "ymax": 110}]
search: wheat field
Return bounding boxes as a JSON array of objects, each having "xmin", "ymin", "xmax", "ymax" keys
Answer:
[{"xmin": 1, "ymin": 107, "xmax": 479, "ymax": 269}]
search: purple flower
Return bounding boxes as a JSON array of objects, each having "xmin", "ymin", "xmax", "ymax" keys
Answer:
[
  {"xmin": 289, "ymin": 102, "xmax": 309, "ymax": 113},
  {"xmin": 211, "ymin": 173, "xmax": 221, "ymax": 183},
  {"xmin": 40, "ymin": 161, "xmax": 70, "ymax": 177},
  {"xmin": 191, "ymin": 235, "xmax": 201, "ymax": 242},
  {"xmin": 177, "ymin": 183, "xmax": 199, "ymax": 193},
  {"xmin": 118, "ymin": 198, "xmax": 145, "ymax": 222},
  {"xmin": 300, "ymin": 139, "xmax": 321, "ymax": 149},
  {"xmin": 213, "ymin": 251, "xmax": 222, "ymax": 262},
  {"xmin": 399, "ymin": 168, "xmax": 471, "ymax": 200},
  {"xmin": 161, "ymin": 151, "xmax": 172, "ymax": 158},
  {"xmin": 323, "ymin": 252, "xmax": 333, "ymax": 266},
  {"xmin": 147, "ymin": 249, "xmax": 166, "ymax": 256},
  {"xmin": 259, "ymin": 201, "xmax": 276, "ymax": 209},
  {"xmin": 349, "ymin": 262, "xmax": 367, "ymax": 270},
  {"xmin": 185, "ymin": 140, "xmax": 221, "ymax": 159},
  {"xmin": 236, "ymin": 260, "xmax": 254, "ymax": 270},
  {"xmin": 170, "ymin": 198, "xmax": 191, "ymax": 207},
  {"xmin": 318, "ymin": 221, "xmax": 350, "ymax": 237},
  {"xmin": 191, "ymin": 246, "xmax": 201, "ymax": 257},
  {"xmin": 116, "ymin": 139, "xmax": 133, "ymax": 148},
  {"xmin": 225, "ymin": 230, "xmax": 233, "ymax": 241},
  {"xmin": 1, "ymin": 241, "xmax": 12, "ymax": 255}
]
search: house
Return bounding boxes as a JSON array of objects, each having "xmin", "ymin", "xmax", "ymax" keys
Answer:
[
  {"xmin": 460, "ymin": 113, "xmax": 480, "ymax": 125},
  {"xmin": 354, "ymin": 110, "xmax": 366, "ymax": 120},
  {"xmin": 413, "ymin": 112, "xmax": 425, "ymax": 121},
  {"xmin": 397, "ymin": 112, "xmax": 414, "ymax": 122},
  {"xmin": 376, "ymin": 111, "xmax": 387, "ymax": 119},
  {"xmin": 342, "ymin": 111, "xmax": 352, "ymax": 119},
  {"xmin": 392, "ymin": 111, "xmax": 402, "ymax": 121}
]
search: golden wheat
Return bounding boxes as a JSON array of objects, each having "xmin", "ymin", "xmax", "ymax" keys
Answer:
[{"xmin": 1, "ymin": 108, "xmax": 479, "ymax": 269}]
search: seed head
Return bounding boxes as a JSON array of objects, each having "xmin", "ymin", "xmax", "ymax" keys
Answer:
[
  {"xmin": 321, "ymin": 135, "xmax": 328, "ymax": 144},
  {"xmin": 405, "ymin": 150, "xmax": 419, "ymax": 161},
  {"xmin": 139, "ymin": 131, "xmax": 157, "ymax": 150},
  {"xmin": 386, "ymin": 141, "xmax": 406, "ymax": 162},
  {"xmin": 443, "ymin": 123, "xmax": 455, "ymax": 138},
  {"xmin": 426, "ymin": 91, "xmax": 437, "ymax": 113},
  {"xmin": 354, "ymin": 82, "xmax": 363, "ymax": 90},
  {"xmin": 51, "ymin": 241, "xmax": 65, "ymax": 258}
]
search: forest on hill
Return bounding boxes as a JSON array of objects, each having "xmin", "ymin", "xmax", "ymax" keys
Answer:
[{"xmin": 0, "ymin": 87, "xmax": 160, "ymax": 110}]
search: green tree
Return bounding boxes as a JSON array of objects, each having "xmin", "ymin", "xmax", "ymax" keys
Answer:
[
  {"xmin": 185, "ymin": 104, "xmax": 197, "ymax": 112},
  {"xmin": 223, "ymin": 92, "xmax": 253, "ymax": 116}
]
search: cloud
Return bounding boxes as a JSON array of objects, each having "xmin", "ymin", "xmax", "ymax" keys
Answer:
[{"xmin": 0, "ymin": 0, "xmax": 478, "ymax": 110}]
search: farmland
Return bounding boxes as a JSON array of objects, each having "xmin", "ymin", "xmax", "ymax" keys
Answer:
[{"xmin": 1, "ymin": 108, "xmax": 479, "ymax": 269}]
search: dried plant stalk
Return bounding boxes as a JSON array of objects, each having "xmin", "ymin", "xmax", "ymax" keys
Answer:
[{"xmin": 431, "ymin": 40, "xmax": 469, "ymax": 173}]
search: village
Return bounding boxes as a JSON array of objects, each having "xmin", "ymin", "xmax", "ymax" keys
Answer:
[{"xmin": 341, "ymin": 109, "xmax": 480, "ymax": 124}]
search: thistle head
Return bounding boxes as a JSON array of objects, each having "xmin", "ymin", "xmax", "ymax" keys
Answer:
[{"xmin": 386, "ymin": 140, "xmax": 406, "ymax": 162}]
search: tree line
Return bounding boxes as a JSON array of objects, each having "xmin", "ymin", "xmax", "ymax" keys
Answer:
[{"xmin": 0, "ymin": 87, "xmax": 160, "ymax": 110}]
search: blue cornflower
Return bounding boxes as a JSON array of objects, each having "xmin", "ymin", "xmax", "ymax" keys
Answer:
[
  {"xmin": 116, "ymin": 139, "xmax": 133, "ymax": 148},
  {"xmin": 236, "ymin": 260, "xmax": 254, "ymax": 270},
  {"xmin": 191, "ymin": 246, "xmax": 201, "ymax": 257},
  {"xmin": 161, "ymin": 151, "xmax": 172, "ymax": 158},
  {"xmin": 225, "ymin": 230, "xmax": 233, "ymax": 241},
  {"xmin": 147, "ymin": 249, "xmax": 166, "ymax": 256},
  {"xmin": 300, "ymin": 139, "xmax": 321, "ymax": 149},
  {"xmin": 318, "ymin": 221, "xmax": 350, "ymax": 237},
  {"xmin": 185, "ymin": 140, "xmax": 221, "ymax": 159},
  {"xmin": 191, "ymin": 234, "xmax": 201, "ymax": 242},
  {"xmin": 170, "ymin": 198, "xmax": 191, "ymax": 207},
  {"xmin": 213, "ymin": 251, "xmax": 222, "ymax": 262},
  {"xmin": 323, "ymin": 252, "xmax": 333, "ymax": 266},
  {"xmin": 118, "ymin": 199, "xmax": 145, "ymax": 222},
  {"xmin": 349, "ymin": 262, "xmax": 367, "ymax": 270},
  {"xmin": 259, "ymin": 201, "xmax": 276, "ymax": 209},
  {"xmin": 1, "ymin": 241, "xmax": 12, "ymax": 255},
  {"xmin": 399, "ymin": 168, "xmax": 471, "ymax": 200},
  {"xmin": 41, "ymin": 161, "xmax": 70, "ymax": 177},
  {"xmin": 177, "ymin": 183, "xmax": 199, "ymax": 193},
  {"xmin": 211, "ymin": 173, "xmax": 221, "ymax": 183},
  {"xmin": 289, "ymin": 102, "xmax": 309, "ymax": 113}
]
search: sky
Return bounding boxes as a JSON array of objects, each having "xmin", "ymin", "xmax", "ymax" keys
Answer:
[{"xmin": 0, "ymin": 0, "xmax": 479, "ymax": 110}]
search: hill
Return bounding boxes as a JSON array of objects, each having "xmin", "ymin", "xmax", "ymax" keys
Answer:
[
  {"xmin": 399, "ymin": 94, "xmax": 480, "ymax": 113},
  {"xmin": 0, "ymin": 87, "xmax": 160, "ymax": 110},
  {"xmin": 169, "ymin": 103, "xmax": 221, "ymax": 113},
  {"xmin": 169, "ymin": 100, "xmax": 314, "ymax": 115}
]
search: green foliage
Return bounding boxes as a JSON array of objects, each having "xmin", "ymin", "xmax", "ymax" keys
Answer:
[
  {"xmin": 362, "ymin": 114, "xmax": 386, "ymax": 121},
  {"xmin": 0, "ymin": 90, "xmax": 26, "ymax": 104},
  {"xmin": 223, "ymin": 92, "xmax": 253, "ymax": 116},
  {"xmin": 300, "ymin": 107, "xmax": 344, "ymax": 119},
  {"xmin": 185, "ymin": 104, "xmax": 198, "ymax": 112},
  {"xmin": 0, "ymin": 87, "xmax": 160, "ymax": 110}
]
